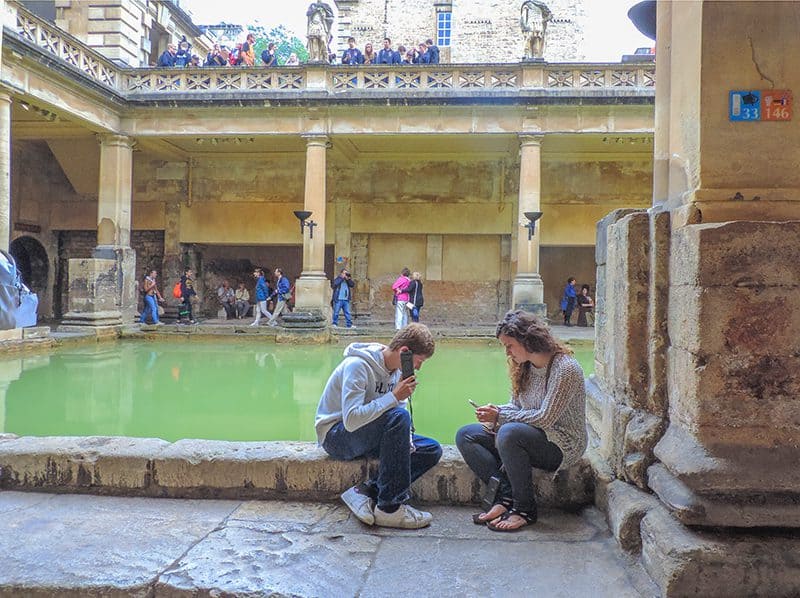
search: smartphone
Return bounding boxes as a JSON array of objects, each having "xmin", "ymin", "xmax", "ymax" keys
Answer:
[
  {"xmin": 468, "ymin": 399, "xmax": 480, "ymax": 409},
  {"xmin": 400, "ymin": 349, "xmax": 414, "ymax": 380}
]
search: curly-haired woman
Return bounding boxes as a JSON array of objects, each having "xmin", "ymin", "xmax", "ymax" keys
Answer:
[{"xmin": 456, "ymin": 310, "xmax": 587, "ymax": 531}]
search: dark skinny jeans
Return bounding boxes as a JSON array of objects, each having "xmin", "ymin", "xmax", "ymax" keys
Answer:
[
  {"xmin": 456, "ymin": 422, "xmax": 563, "ymax": 512},
  {"xmin": 323, "ymin": 407, "xmax": 442, "ymax": 509}
]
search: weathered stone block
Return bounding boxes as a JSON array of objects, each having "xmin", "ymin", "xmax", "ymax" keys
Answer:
[
  {"xmin": 622, "ymin": 411, "xmax": 664, "ymax": 489},
  {"xmin": 0, "ymin": 436, "xmax": 169, "ymax": 491},
  {"xmin": 671, "ymin": 221, "xmax": 800, "ymax": 288},
  {"xmin": 595, "ymin": 208, "xmax": 644, "ymax": 266},
  {"xmin": 605, "ymin": 479, "xmax": 660, "ymax": 553},
  {"xmin": 641, "ymin": 505, "xmax": 800, "ymax": 596}
]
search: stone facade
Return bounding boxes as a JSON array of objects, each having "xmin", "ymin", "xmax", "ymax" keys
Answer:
[{"xmin": 336, "ymin": 0, "xmax": 585, "ymax": 63}]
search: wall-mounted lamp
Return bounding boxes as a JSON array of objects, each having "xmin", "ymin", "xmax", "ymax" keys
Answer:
[
  {"xmin": 523, "ymin": 211, "xmax": 543, "ymax": 241},
  {"xmin": 293, "ymin": 210, "xmax": 317, "ymax": 239}
]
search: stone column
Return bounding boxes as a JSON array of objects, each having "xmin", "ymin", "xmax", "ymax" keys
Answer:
[
  {"xmin": 0, "ymin": 93, "xmax": 10, "ymax": 251},
  {"xmin": 511, "ymin": 134, "xmax": 545, "ymax": 316},
  {"xmin": 294, "ymin": 134, "xmax": 330, "ymax": 314},
  {"xmin": 61, "ymin": 134, "xmax": 136, "ymax": 330}
]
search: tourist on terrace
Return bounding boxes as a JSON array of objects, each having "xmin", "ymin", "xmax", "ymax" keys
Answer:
[
  {"xmin": 205, "ymin": 44, "xmax": 227, "ymax": 67},
  {"xmin": 267, "ymin": 268, "xmax": 291, "ymax": 326},
  {"xmin": 456, "ymin": 310, "xmax": 587, "ymax": 531},
  {"xmin": 235, "ymin": 281, "xmax": 251, "ymax": 319},
  {"xmin": 576, "ymin": 284, "xmax": 594, "ymax": 327},
  {"xmin": 157, "ymin": 43, "xmax": 176, "ymax": 67},
  {"xmin": 139, "ymin": 269, "xmax": 164, "ymax": 325},
  {"xmin": 285, "ymin": 52, "xmax": 300, "ymax": 66},
  {"xmin": 425, "ymin": 39, "xmax": 440, "ymax": 64},
  {"xmin": 217, "ymin": 280, "xmax": 236, "ymax": 320},
  {"xmin": 391, "ymin": 267, "xmax": 412, "ymax": 330},
  {"xmin": 261, "ymin": 43, "xmax": 278, "ymax": 67},
  {"xmin": 240, "ymin": 33, "xmax": 256, "ymax": 66},
  {"xmin": 560, "ymin": 276, "xmax": 577, "ymax": 326},
  {"xmin": 377, "ymin": 38, "xmax": 401, "ymax": 64},
  {"xmin": 250, "ymin": 268, "xmax": 272, "ymax": 326},
  {"xmin": 413, "ymin": 42, "xmax": 429, "ymax": 64},
  {"xmin": 363, "ymin": 42, "xmax": 377, "ymax": 65},
  {"xmin": 405, "ymin": 271, "xmax": 424, "ymax": 323},
  {"xmin": 178, "ymin": 268, "xmax": 197, "ymax": 324},
  {"xmin": 315, "ymin": 323, "xmax": 442, "ymax": 529},
  {"xmin": 174, "ymin": 38, "xmax": 192, "ymax": 67},
  {"xmin": 341, "ymin": 37, "xmax": 364, "ymax": 65}
]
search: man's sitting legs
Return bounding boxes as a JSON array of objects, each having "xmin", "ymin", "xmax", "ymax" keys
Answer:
[{"xmin": 323, "ymin": 407, "xmax": 441, "ymax": 528}]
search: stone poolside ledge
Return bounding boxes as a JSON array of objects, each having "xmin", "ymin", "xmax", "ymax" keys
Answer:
[{"xmin": 0, "ymin": 435, "xmax": 594, "ymax": 509}]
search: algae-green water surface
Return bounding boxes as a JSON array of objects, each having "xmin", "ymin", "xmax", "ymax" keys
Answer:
[{"xmin": 1, "ymin": 340, "xmax": 594, "ymax": 443}]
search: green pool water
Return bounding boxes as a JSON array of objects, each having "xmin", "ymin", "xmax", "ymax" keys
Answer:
[{"xmin": 0, "ymin": 340, "xmax": 594, "ymax": 443}]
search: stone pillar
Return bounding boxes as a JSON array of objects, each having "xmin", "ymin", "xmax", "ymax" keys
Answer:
[
  {"xmin": 511, "ymin": 134, "xmax": 545, "ymax": 316},
  {"xmin": 294, "ymin": 134, "xmax": 330, "ymax": 314},
  {"xmin": 0, "ymin": 93, "xmax": 10, "ymax": 251}
]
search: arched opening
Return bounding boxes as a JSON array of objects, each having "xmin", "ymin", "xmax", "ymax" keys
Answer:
[{"xmin": 9, "ymin": 236, "xmax": 49, "ymax": 296}]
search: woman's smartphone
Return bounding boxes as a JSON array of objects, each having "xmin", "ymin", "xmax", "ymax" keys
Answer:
[
  {"xmin": 468, "ymin": 399, "xmax": 480, "ymax": 409},
  {"xmin": 400, "ymin": 349, "xmax": 415, "ymax": 380}
]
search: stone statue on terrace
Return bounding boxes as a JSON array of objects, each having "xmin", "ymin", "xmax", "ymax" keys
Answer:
[
  {"xmin": 520, "ymin": 0, "xmax": 552, "ymax": 61},
  {"xmin": 306, "ymin": 1, "xmax": 335, "ymax": 63}
]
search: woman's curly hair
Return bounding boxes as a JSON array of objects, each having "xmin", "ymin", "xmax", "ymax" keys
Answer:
[{"xmin": 495, "ymin": 310, "xmax": 573, "ymax": 396}]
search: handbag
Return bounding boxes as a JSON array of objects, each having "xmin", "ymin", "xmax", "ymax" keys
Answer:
[
  {"xmin": 157, "ymin": 305, "xmax": 165, "ymax": 317},
  {"xmin": 392, "ymin": 294, "xmax": 397, "ymax": 306},
  {"xmin": 406, "ymin": 302, "xmax": 415, "ymax": 311}
]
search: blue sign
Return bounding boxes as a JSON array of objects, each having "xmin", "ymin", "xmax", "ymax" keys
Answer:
[{"xmin": 730, "ymin": 90, "xmax": 761, "ymax": 121}]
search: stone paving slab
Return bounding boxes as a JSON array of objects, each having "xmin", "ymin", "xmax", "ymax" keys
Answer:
[{"xmin": 0, "ymin": 490, "xmax": 657, "ymax": 597}]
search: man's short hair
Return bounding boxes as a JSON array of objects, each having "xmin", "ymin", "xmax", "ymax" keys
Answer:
[
  {"xmin": 388, "ymin": 323, "xmax": 435, "ymax": 357},
  {"xmin": 426, "ymin": 38, "xmax": 434, "ymax": 46},
  {"xmin": 348, "ymin": 36, "xmax": 356, "ymax": 43},
  {"xmin": 384, "ymin": 37, "xmax": 391, "ymax": 44}
]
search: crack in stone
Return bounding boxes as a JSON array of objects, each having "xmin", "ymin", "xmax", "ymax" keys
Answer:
[{"xmin": 748, "ymin": 36, "xmax": 775, "ymax": 88}]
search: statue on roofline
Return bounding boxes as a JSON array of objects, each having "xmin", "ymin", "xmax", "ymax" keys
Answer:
[
  {"xmin": 520, "ymin": 0, "xmax": 553, "ymax": 61},
  {"xmin": 306, "ymin": 1, "xmax": 335, "ymax": 63}
]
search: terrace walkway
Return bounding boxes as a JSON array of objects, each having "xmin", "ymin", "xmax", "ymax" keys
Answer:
[{"xmin": 0, "ymin": 490, "xmax": 657, "ymax": 597}]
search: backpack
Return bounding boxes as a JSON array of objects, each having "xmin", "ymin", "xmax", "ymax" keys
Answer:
[
  {"xmin": 0, "ymin": 249, "xmax": 38, "ymax": 329},
  {"xmin": 172, "ymin": 281, "xmax": 182, "ymax": 299}
]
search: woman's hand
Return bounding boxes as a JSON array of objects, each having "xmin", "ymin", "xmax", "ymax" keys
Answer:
[
  {"xmin": 475, "ymin": 404, "xmax": 499, "ymax": 425},
  {"xmin": 393, "ymin": 375, "xmax": 417, "ymax": 401}
]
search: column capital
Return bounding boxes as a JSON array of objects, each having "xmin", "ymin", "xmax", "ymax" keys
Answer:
[
  {"xmin": 302, "ymin": 133, "xmax": 331, "ymax": 148},
  {"xmin": 96, "ymin": 133, "xmax": 136, "ymax": 150},
  {"xmin": 518, "ymin": 133, "xmax": 544, "ymax": 148},
  {"xmin": 0, "ymin": 92, "xmax": 11, "ymax": 106}
]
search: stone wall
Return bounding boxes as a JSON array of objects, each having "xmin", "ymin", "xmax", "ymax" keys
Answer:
[{"xmin": 337, "ymin": 0, "xmax": 586, "ymax": 63}]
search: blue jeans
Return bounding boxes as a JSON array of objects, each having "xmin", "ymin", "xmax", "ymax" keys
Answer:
[
  {"xmin": 332, "ymin": 299, "xmax": 352, "ymax": 327},
  {"xmin": 411, "ymin": 305, "xmax": 421, "ymax": 323},
  {"xmin": 456, "ymin": 422, "xmax": 562, "ymax": 512},
  {"xmin": 139, "ymin": 294, "xmax": 159, "ymax": 324},
  {"xmin": 323, "ymin": 407, "xmax": 442, "ymax": 509}
]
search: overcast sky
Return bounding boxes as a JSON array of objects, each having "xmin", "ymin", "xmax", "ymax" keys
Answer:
[{"xmin": 181, "ymin": 0, "xmax": 652, "ymax": 62}]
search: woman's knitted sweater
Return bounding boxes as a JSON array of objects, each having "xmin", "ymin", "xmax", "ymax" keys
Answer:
[{"xmin": 497, "ymin": 353, "xmax": 587, "ymax": 469}]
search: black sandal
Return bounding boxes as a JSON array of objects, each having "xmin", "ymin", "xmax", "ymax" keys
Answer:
[
  {"xmin": 486, "ymin": 508, "xmax": 537, "ymax": 532},
  {"xmin": 472, "ymin": 496, "xmax": 512, "ymax": 525}
]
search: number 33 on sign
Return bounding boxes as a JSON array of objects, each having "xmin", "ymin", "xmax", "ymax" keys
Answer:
[{"xmin": 729, "ymin": 90, "xmax": 792, "ymax": 122}]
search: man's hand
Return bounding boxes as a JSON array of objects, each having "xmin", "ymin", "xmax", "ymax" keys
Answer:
[
  {"xmin": 393, "ymin": 375, "xmax": 417, "ymax": 401},
  {"xmin": 476, "ymin": 404, "xmax": 499, "ymax": 425}
]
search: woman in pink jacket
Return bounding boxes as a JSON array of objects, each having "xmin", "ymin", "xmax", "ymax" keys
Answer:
[{"xmin": 391, "ymin": 268, "xmax": 412, "ymax": 329}]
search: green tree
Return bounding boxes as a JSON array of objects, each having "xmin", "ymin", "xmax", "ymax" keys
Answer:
[{"xmin": 251, "ymin": 25, "xmax": 309, "ymax": 66}]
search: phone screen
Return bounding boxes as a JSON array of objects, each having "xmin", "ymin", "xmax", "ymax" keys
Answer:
[{"xmin": 400, "ymin": 349, "xmax": 414, "ymax": 380}]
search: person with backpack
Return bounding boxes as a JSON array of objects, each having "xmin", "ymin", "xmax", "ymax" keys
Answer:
[
  {"xmin": 139, "ymin": 270, "xmax": 164, "ymax": 325},
  {"xmin": 261, "ymin": 42, "xmax": 277, "ymax": 67},
  {"xmin": 178, "ymin": 268, "xmax": 197, "ymax": 324},
  {"xmin": 250, "ymin": 267, "xmax": 272, "ymax": 326},
  {"xmin": 267, "ymin": 268, "xmax": 291, "ymax": 326}
]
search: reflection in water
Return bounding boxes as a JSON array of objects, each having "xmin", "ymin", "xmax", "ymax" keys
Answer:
[{"xmin": 1, "ymin": 341, "xmax": 594, "ymax": 443}]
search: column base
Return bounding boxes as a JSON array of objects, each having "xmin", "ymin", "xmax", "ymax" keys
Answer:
[{"xmin": 294, "ymin": 272, "xmax": 331, "ymax": 314}]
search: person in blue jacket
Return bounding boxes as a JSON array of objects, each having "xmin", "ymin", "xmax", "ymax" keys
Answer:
[
  {"xmin": 331, "ymin": 268, "xmax": 355, "ymax": 328},
  {"xmin": 377, "ymin": 38, "xmax": 401, "ymax": 64},
  {"xmin": 341, "ymin": 37, "xmax": 364, "ymax": 65},
  {"xmin": 560, "ymin": 277, "xmax": 577, "ymax": 326},
  {"xmin": 250, "ymin": 267, "xmax": 272, "ymax": 326},
  {"xmin": 157, "ymin": 44, "xmax": 176, "ymax": 67},
  {"xmin": 267, "ymin": 268, "xmax": 291, "ymax": 326}
]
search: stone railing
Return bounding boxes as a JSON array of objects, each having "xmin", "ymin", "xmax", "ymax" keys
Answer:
[{"xmin": 11, "ymin": 3, "xmax": 654, "ymax": 97}]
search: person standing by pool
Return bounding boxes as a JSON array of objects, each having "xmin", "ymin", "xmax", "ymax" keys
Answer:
[
  {"xmin": 331, "ymin": 267, "xmax": 355, "ymax": 328},
  {"xmin": 139, "ymin": 269, "xmax": 163, "ymax": 325},
  {"xmin": 267, "ymin": 268, "xmax": 291, "ymax": 326},
  {"xmin": 559, "ymin": 277, "xmax": 577, "ymax": 326},
  {"xmin": 391, "ymin": 268, "xmax": 412, "ymax": 329},
  {"xmin": 456, "ymin": 310, "xmax": 587, "ymax": 531},
  {"xmin": 315, "ymin": 323, "xmax": 442, "ymax": 529},
  {"xmin": 250, "ymin": 268, "xmax": 272, "ymax": 326},
  {"xmin": 178, "ymin": 268, "xmax": 197, "ymax": 324},
  {"xmin": 405, "ymin": 271, "xmax": 424, "ymax": 323}
]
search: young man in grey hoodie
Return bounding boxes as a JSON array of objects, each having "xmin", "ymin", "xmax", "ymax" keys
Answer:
[{"xmin": 315, "ymin": 323, "xmax": 442, "ymax": 529}]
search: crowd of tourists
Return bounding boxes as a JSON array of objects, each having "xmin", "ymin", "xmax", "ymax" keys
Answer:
[{"xmin": 156, "ymin": 34, "xmax": 440, "ymax": 68}]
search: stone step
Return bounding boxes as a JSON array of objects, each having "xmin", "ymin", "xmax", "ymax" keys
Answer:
[{"xmin": 0, "ymin": 436, "xmax": 593, "ymax": 509}]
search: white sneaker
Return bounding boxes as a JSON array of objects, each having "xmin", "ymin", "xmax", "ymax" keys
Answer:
[
  {"xmin": 341, "ymin": 486, "xmax": 374, "ymax": 525},
  {"xmin": 249, "ymin": 322, "xmax": 258, "ymax": 327},
  {"xmin": 373, "ymin": 504, "xmax": 432, "ymax": 529}
]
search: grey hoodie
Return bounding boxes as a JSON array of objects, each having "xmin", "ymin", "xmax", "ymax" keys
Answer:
[{"xmin": 314, "ymin": 342, "xmax": 405, "ymax": 445}]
